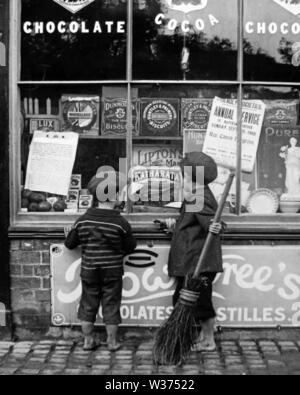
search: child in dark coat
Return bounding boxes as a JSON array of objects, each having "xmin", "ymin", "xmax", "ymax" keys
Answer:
[{"xmin": 167, "ymin": 152, "xmax": 224, "ymax": 352}]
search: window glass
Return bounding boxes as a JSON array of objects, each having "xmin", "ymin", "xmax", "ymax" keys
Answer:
[
  {"xmin": 133, "ymin": 0, "xmax": 238, "ymax": 80},
  {"xmin": 244, "ymin": 0, "xmax": 300, "ymax": 82},
  {"xmin": 21, "ymin": 0, "xmax": 127, "ymax": 80},
  {"xmin": 20, "ymin": 85, "xmax": 126, "ymax": 214},
  {"xmin": 131, "ymin": 84, "xmax": 238, "ymax": 214},
  {"xmin": 242, "ymin": 86, "xmax": 300, "ymax": 214}
]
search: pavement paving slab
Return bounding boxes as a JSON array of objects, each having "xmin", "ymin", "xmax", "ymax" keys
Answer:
[{"xmin": 0, "ymin": 338, "xmax": 299, "ymax": 375}]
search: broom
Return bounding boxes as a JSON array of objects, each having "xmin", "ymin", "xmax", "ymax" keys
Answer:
[{"xmin": 153, "ymin": 173, "xmax": 235, "ymax": 366}]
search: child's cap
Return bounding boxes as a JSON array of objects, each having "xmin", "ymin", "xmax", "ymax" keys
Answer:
[
  {"xmin": 181, "ymin": 152, "xmax": 218, "ymax": 185},
  {"xmin": 87, "ymin": 168, "xmax": 127, "ymax": 202}
]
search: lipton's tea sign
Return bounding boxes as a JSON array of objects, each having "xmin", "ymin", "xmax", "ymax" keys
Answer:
[{"xmin": 155, "ymin": 0, "xmax": 220, "ymax": 33}]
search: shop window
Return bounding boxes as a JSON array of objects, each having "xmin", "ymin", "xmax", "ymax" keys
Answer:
[
  {"xmin": 11, "ymin": 0, "xmax": 300, "ymax": 228},
  {"xmin": 133, "ymin": 0, "xmax": 238, "ymax": 80},
  {"xmin": 244, "ymin": 0, "xmax": 300, "ymax": 82},
  {"xmin": 131, "ymin": 84, "xmax": 238, "ymax": 214},
  {"xmin": 21, "ymin": 0, "xmax": 127, "ymax": 80},
  {"xmin": 20, "ymin": 85, "xmax": 126, "ymax": 215},
  {"xmin": 242, "ymin": 86, "xmax": 300, "ymax": 214}
]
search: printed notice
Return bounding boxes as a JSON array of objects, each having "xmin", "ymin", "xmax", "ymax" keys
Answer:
[
  {"xmin": 25, "ymin": 132, "xmax": 79, "ymax": 196},
  {"xmin": 203, "ymin": 97, "xmax": 266, "ymax": 173}
]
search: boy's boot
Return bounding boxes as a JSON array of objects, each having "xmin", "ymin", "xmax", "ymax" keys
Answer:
[
  {"xmin": 106, "ymin": 325, "xmax": 121, "ymax": 351},
  {"xmin": 82, "ymin": 321, "xmax": 96, "ymax": 351}
]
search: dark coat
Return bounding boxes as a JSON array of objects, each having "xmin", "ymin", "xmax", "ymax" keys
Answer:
[{"xmin": 168, "ymin": 186, "xmax": 223, "ymax": 277}]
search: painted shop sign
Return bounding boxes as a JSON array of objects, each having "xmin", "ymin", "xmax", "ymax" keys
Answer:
[
  {"xmin": 141, "ymin": 99, "xmax": 180, "ymax": 137},
  {"xmin": 155, "ymin": 0, "xmax": 220, "ymax": 33},
  {"xmin": 53, "ymin": 0, "xmax": 95, "ymax": 14},
  {"xmin": 23, "ymin": 0, "xmax": 126, "ymax": 35},
  {"xmin": 245, "ymin": 0, "xmax": 300, "ymax": 35},
  {"xmin": 101, "ymin": 98, "xmax": 139, "ymax": 136},
  {"xmin": 273, "ymin": 0, "xmax": 300, "ymax": 17},
  {"xmin": 51, "ymin": 245, "xmax": 300, "ymax": 328},
  {"xmin": 23, "ymin": 20, "xmax": 126, "ymax": 35}
]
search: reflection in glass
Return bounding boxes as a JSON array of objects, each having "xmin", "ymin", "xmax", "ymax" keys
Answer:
[
  {"xmin": 244, "ymin": 0, "xmax": 300, "ymax": 82},
  {"xmin": 133, "ymin": 0, "xmax": 238, "ymax": 80},
  {"xmin": 243, "ymin": 86, "xmax": 300, "ymax": 214},
  {"xmin": 20, "ymin": 85, "xmax": 126, "ymax": 214},
  {"xmin": 131, "ymin": 84, "xmax": 237, "ymax": 213},
  {"xmin": 21, "ymin": 0, "xmax": 127, "ymax": 80}
]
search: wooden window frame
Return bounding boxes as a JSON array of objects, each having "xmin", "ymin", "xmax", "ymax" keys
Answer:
[{"xmin": 9, "ymin": 0, "xmax": 300, "ymax": 233}]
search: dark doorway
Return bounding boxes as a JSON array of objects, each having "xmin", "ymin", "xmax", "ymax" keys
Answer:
[{"xmin": 0, "ymin": 0, "xmax": 11, "ymax": 337}]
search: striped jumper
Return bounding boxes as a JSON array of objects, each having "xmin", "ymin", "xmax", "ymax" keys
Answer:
[{"xmin": 65, "ymin": 208, "xmax": 137, "ymax": 271}]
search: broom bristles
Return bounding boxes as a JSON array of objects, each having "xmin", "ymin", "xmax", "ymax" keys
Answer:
[
  {"xmin": 153, "ymin": 277, "xmax": 204, "ymax": 366},
  {"xmin": 153, "ymin": 302, "xmax": 199, "ymax": 366}
]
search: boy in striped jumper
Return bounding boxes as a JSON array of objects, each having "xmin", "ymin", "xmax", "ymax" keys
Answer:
[{"xmin": 65, "ymin": 171, "xmax": 137, "ymax": 351}]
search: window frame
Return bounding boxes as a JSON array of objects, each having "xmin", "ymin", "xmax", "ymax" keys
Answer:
[{"xmin": 9, "ymin": 0, "xmax": 300, "ymax": 233}]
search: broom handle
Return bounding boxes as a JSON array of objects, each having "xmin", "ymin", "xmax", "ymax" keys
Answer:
[{"xmin": 192, "ymin": 173, "xmax": 235, "ymax": 280}]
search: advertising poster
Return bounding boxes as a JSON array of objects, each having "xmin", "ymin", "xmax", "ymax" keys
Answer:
[
  {"xmin": 131, "ymin": 166, "xmax": 183, "ymax": 204},
  {"xmin": 182, "ymin": 99, "xmax": 212, "ymax": 154},
  {"xmin": 203, "ymin": 97, "xmax": 266, "ymax": 173},
  {"xmin": 61, "ymin": 94, "xmax": 100, "ymax": 136},
  {"xmin": 51, "ymin": 245, "xmax": 300, "ymax": 328},
  {"xmin": 183, "ymin": 130, "xmax": 206, "ymax": 154},
  {"xmin": 257, "ymin": 100, "xmax": 300, "ymax": 193},
  {"xmin": 140, "ymin": 98, "xmax": 180, "ymax": 137},
  {"xmin": 133, "ymin": 145, "xmax": 182, "ymax": 167},
  {"xmin": 25, "ymin": 131, "xmax": 79, "ymax": 196},
  {"xmin": 101, "ymin": 98, "xmax": 139, "ymax": 136},
  {"xmin": 29, "ymin": 117, "xmax": 60, "ymax": 134}
]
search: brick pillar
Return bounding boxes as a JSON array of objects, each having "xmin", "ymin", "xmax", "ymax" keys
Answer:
[{"xmin": 10, "ymin": 240, "xmax": 56, "ymax": 335}]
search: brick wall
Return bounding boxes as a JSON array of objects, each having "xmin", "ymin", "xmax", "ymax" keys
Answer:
[{"xmin": 10, "ymin": 239, "xmax": 61, "ymax": 333}]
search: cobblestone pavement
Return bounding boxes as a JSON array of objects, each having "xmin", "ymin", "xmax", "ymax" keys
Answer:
[{"xmin": 0, "ymin": 339, "xmax": 299, "ymax": 375}]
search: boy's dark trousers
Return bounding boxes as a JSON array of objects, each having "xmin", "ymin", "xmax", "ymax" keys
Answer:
[
  {"xmin": 173, "ymin": 273, "xmax": 217, "ymax": 323},
  {"xmin": 78, "ymin": 267, "xmax": 123, "ymax": 325}
]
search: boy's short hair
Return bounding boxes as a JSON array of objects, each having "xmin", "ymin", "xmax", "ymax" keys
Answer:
[
  {"xmin": 87, "ymin": 169, "xmax": 126, "ymax": 203},
  {"xmin": 180, "ymin": 152, "xmax": 218, "ymax": 185}
]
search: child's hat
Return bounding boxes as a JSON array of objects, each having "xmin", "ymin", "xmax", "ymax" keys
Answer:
[
  {"xmin": 181, "ymin": 152, "xmax": 218, "ymax": 185},
  {"xmin": 87, "ymin": 167, "xmax": 127, "ymax": 202}
]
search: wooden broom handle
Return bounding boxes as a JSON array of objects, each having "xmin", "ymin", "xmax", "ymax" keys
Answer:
[{"xmin": 192, "ymin": 173, "xmax": 235, "ymax": 280}]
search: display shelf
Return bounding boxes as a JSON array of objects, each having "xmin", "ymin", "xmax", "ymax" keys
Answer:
[{"xmin": 78, "ymin": 135, "xmax": 183, "ymax": 141}]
